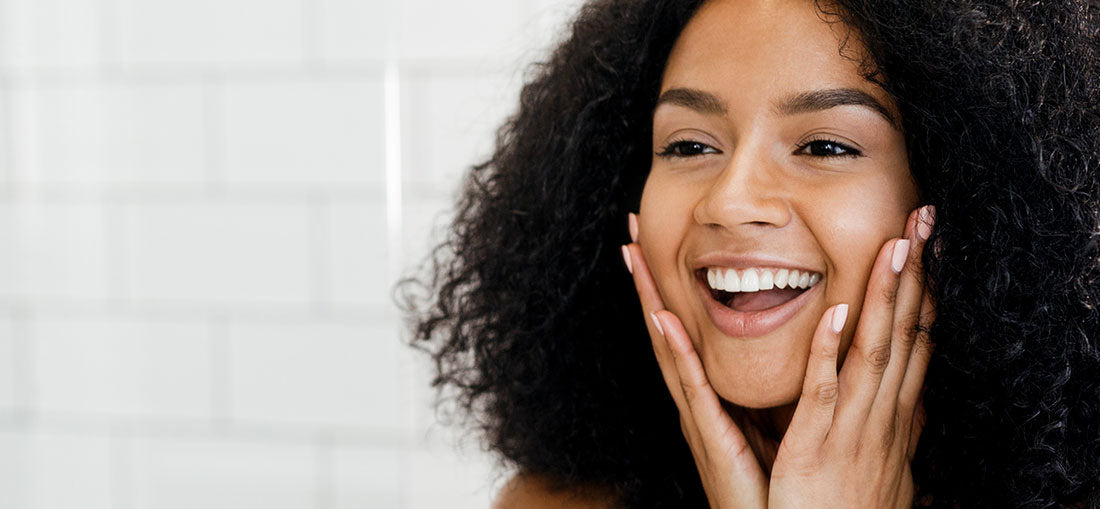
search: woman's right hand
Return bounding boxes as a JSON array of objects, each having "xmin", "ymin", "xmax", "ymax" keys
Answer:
[{"xmin": 621, "ymin": 220, "xmax": 769, "ymax": 509}]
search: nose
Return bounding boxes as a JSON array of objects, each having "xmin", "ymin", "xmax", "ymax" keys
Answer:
[{"xmin": 693, "ymin": 143, "xmax": 792, "ymax": 231}]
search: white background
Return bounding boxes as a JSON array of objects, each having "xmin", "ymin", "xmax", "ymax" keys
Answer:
[{"xmin": 0, "ymin": 0, "xmax": 583, "ymax": 507}]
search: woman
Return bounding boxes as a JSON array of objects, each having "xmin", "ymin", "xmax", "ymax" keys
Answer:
[{"xmin": 403, "ymin": 0, "xmax": 1100, "ymax": 506}]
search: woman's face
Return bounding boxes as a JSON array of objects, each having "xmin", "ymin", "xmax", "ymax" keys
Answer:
[{"xmin": 639, "ymin": 0, "xmax": 920, "ymax": 408}]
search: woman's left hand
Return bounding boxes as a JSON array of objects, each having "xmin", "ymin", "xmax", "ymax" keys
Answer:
[
  {"xmin": 767, "ymin": 205, "xmax": 937, "ymax": 508},
  {"xmin": 625, "ymin": 204, "xmax": 937, "ymax": 508}
]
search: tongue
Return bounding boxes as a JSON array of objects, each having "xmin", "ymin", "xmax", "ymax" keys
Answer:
[{"xmin": 730, "ymin": 288, "xmax": 805, "ymax": 312}]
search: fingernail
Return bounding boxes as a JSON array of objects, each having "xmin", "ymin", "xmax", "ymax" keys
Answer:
[
  {"xmin": 917, "ymin": 206, "xmax": 934, "ymax": 241},
  {"xmin": 621, "ymin": 245, "xmax": 633, "ymax": 274},
  {"xmin": 891, "ymin": 239, "xmax": 910, "ymax": 273},
  {"xmin": 831, "ymin": 304, "xmax": 848, "ymax": 334},
  {"xmin": 650, "ymin": 312, "xmax": 665, "ymax": 336},
  {"xmin": 628, "ymin": 212, "xmax": 639, "ymax": 243}
]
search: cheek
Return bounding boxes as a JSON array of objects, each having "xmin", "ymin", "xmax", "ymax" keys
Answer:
[
  {"xmin": 638, "ymin": 176, "xmax": 696, "ymax": 304},
  {"xmin": 810, "ymin": 179, "xmax": 916, "ymax": 353}
]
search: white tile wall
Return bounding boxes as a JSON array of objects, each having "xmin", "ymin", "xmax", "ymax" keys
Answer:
[
  {"xmin": 221, "ymin": 76, "xmax": 385, "ymax": 185},
  {"xmin": 401, "ymin": 68, "xmax": 519, "ymax": 190},
  {"xmin": 392, "ymin": 0, "xmax": 531, "ymax": 62},
  {"xmin": 1, "ymin": 0, "xmax": 103, "ymax": 70},
  {"xmin": 315, "ymin": 0, "xmax": 391, "ymax": 62},
  {"xmin": 0, "ymin": 315, "xmax": 18, "ymax": 412},
  {"xmin": 30, "ymin": 315, "xmax": 213, "ymax": 420},
  {"xmin": 228, "ymin": 319, "xmax": 406, "ymax": 430},
  {"xmin": 11, "ymin": 80, "xmax": 208, "ymax": 184},
  {"xmin": 325, "ymin": 198, "xmax": 390, "ymax": 310},
  {"xmin": 113, "ymin": 0, "xmax": 306, "ymax": 67},
  {"xmin": 0, "ymin": 200, "xmax": 110, "ymax": 300},
  {"xmin": 123, "ymin": 200, "xmax": 312, "ymax": 306},
  {"xmin": 126, "ymin": 435, "xmax": 318, "ymax": 509},
  {"xmin": 0, "ymin": 0, "xmax": 582, "ymax": 507},
  {"xmin": 0, "ymin": 429, "xmax": 114, "ymax": 509}
]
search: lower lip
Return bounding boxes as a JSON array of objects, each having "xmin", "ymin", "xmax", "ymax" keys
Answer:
[{"xmin": 696, "ymin": 276, "xmax": 821, "ymax": 338}]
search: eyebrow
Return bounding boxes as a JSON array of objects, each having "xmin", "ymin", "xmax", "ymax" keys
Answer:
[{"xmin": 656, "ymin": 86, "xmax": 898, "ymax": 128}]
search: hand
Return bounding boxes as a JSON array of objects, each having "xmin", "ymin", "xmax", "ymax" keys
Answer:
[
  {"xmin": 766, "ymin": 205, "xmax": 936, "ymax": 508},
  {"xmin": 621, "ymin": 205, "xmax": 936, "ymax": 509}
]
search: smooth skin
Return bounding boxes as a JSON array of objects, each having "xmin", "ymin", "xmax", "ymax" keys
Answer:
[
  {"xmin": 624, "ymin": 205, "xmax": 935, "ymax": 507},
  {"xmin": 619, "ymin": 0, "xmax": 938, "ymax": 506}
]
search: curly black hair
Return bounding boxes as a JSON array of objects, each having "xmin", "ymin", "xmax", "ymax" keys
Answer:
[{"xmin": 400, "ymin": 0, "xmax": 1100, "ymax": 507}]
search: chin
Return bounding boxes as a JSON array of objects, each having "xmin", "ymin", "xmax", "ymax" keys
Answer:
[
  {"xmin": 712, "ymin": 376, "xmax": 802, "ymax": 409},
  {"xmin": 700, "ymin": 342, "xmax": 808, "ymax": 409}
]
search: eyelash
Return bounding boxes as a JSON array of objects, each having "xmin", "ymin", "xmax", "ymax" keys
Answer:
[{"xmin": 655, "ymin": 136, "xmax": 863, "ymax": 159}]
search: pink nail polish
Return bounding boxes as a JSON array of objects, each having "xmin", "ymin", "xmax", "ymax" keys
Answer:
[
  {"xmin": 831, "ymin": 304, "xmax": 848, "ymax": 333},
  {"xmin": 650, "ymin": 312, "xmax": 664, "ymax": 336},
  {"xmin": 917, "ymin": 206, "xmax": 933, "ymax": 241},
  {"xmin": 891, "ymin": 239, "xmax": 910, "ymax": 273},
  {"xmin": 628, "ymin": 213, "xmax": 639, "ymax": 243},
  {"xmin": 621, "ymin": 245, "xmax": 633, "ymax": 274}
]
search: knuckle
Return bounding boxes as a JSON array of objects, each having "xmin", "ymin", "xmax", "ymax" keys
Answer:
[
  {"xmin": 912, "ymin": 327, "xmax": 935, "ymax": 356},
  {"xmin": 864, "ymin": 341, "xmax": 892, "ymax": 374},
  {"xmin": 879, "ymin": 282, "xmax": 898, "ymax": 306},
  {"xmin": 811, "ymin": 380, "xmax": 840, "ymax": 404},
  {"xmin": 904, "ymin": 254, "xmax": 925, "ymax": 279},
  {"xmin": 896, "ymin": 311, "xmax": 922, "ymax": 347},
  {"xmin": 879, "ymin": 413, "xmax": 899, "ymax": 450}
]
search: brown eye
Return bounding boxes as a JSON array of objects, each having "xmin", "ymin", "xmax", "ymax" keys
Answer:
[
  {"xmin": 796, "ymin": 138, "xmax": 862, "ymax": 158},
  {"xmin": 657, "ymin": 140, "xmax": 720, "ymax": 158}
]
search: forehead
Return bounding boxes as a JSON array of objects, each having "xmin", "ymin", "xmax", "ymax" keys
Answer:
[{"xmin": 661, "ymin": 0, "xmax": 897, "ymax": 119}]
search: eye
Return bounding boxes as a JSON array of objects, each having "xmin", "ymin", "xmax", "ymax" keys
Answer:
[
  {"xmin": 796, "ymin": 137, "xmax": 862, "ymax": 158},
  {"xmin": 656, "ymin": 139, "xmax": 721, "ymax": 158}
]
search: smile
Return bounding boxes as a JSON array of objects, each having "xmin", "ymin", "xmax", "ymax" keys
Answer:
[{"xmin": 695, "ymin": 267, "xmax": 823, "ymax": 338}]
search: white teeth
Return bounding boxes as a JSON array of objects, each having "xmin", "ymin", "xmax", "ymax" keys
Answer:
[
  {"xmin": 758, "ymin": 269, "xmax": 774, "ymax": 290},
  {"xmin": 774, "ymin": 269, "xmax": 789, "ymax": 289},
  {"xmin": 704, "ymin": 267, "xmax": 822, "ymax": 293},
  {"xmin": 740, "ymin": 268, "xmax": 760, "ymax": 292},
  {"xmin": 723, "ymin": 268, "xmax": 740, "ymax": 292}
]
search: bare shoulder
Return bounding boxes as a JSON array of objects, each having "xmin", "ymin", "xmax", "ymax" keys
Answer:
[{"xmin": 491, "ymin": 473, "xmax": 620, "ymax": 509}]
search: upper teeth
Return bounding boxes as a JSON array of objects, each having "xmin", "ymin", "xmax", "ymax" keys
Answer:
[{"xmin": 706, "ymin": 267, "xmax": 821, "ymax": 293}]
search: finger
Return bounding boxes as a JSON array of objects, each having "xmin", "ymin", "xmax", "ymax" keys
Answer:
[
  {"xmin": 624, "ymin": 243, "xmax": 688, "ymax": 411},
  {"xmin": 898, "ymin": 288, "xmax": 936, "ymax": 419},
  {"xmin": 907, "ymin": 391, "xmax": 927, "ymax": 463},
  {"xmin": 833, "ymin": 237, "xmax": 908, "ymax": 433},
  {"xmin": 868, "ymin": 206, "xmax": 935, "ymax": 435},
  {"xmin": 783, "ymin": 303, "xmax": 848, "ymax": 452},
  {"xmin": 654, "ymin": 310, "xmax": 768, "ymax": 485}
]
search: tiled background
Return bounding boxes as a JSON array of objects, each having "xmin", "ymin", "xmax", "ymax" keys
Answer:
[{"xmin": 0, "ymin": 0, "xmax": 583, "ymax": 507}]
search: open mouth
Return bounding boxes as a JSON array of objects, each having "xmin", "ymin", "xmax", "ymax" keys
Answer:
[
  {"xmin": 692, "ymin": 266, "xmax": 824, "ymax": 338},
  {"xmin": 707, "ymin": 284, "xmax": 808, "ymax": 312},
  {"xmin": 696, "ymin": 267, "xmax": 821, "ymax": 311}
]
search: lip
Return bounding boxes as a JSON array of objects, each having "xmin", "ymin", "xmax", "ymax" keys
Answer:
[
  {"xmin": 692, "ymin": 252, "xmax": 821, "ymax": 274},
  {"xmin": 695, "ymin": 272, "xmax": 822, "ymax": 338}
]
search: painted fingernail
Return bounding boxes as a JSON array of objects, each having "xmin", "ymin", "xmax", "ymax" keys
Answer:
[
  {"xmin": 628, "ymin": 212, "xmax": 639, "ymax": 243},
  {"xmin": 891, "ymin": 239, "xmax": 910, "ymax": 273},
  {"xmin": 621, "ymin": 245, "xmax": 633, "ymax": 274},
  {"xmin": 650, "ymin": 312, "xmax": 665, "ymax": 336},
  {"xmin": 831, "ymin": 303, "xmax": 849, "ymax": 334},
  {"xmin": 917, "ymin": 206, "xmax": 934, "ymax": 241}
]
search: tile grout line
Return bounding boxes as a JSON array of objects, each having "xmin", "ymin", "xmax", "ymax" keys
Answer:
[
  {"xmin": 315, "ymin": 435, "xmax": 334, "ymax": 509},
  {"xmin": 384, "ymin": 62, "xmax": 403, "ymax": 298},
  {"xmin": 310, "ymin": 194, "xmax": 330, "ymax": 315},
  {"xmin": 202, "ymin": 72, "xmax": 226, "ymax": 192}
]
